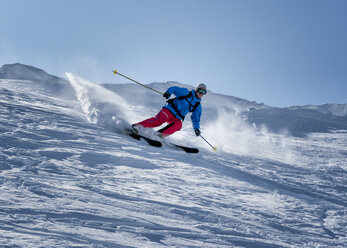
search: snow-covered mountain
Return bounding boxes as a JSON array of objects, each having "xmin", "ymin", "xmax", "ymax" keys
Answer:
[
  {"xmin": 246, "ymin": 106, "xmax": 347, "ymax": 137},
  {"xmin": 0, "ymin": 63, "xmax": 75, "ymax": 99},
  {"xmin": 0, "ymin": 63, "xmax": 346, "ymax": 247}
]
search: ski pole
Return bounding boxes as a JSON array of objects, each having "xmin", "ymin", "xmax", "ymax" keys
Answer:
[
  {"xmin": 200, "ymin": 134, "xmax": 217, "ymax": 151},
  {"xmin": 113, "ymin": 69, "xmax": 164, "ymax": 95}
]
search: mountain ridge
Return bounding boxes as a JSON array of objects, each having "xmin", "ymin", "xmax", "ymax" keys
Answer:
[{"xmin": 1, "ymin": 63, "xmax": 345, "ymax": 111}]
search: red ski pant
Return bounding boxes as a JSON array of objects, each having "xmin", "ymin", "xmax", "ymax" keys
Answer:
[{"xmin": 135, "ymin": 108, "xmax": 182, "ymax": 136}]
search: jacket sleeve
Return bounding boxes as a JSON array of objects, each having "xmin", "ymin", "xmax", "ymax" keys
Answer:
[
  {"xmin": 166, "ymin": 86, "xmax": 189, "ymax": 97},
  {"xmin": 191, "ymin": 103, "xmax": 202, "ymax": 130}
]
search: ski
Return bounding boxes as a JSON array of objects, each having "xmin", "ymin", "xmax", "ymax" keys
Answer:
[
  {"xmin": 128, "ymin": 132, "xmax": 162, "ymax": 147},
  {"xmin": 124, "ymin": 127, "xmax": 198, "ymax": 153},
  {"xmin": 154, "ymin": 131, "xmax": 199, "ymax": 153},
  {"xmin": 168, "ymin": 143, "xmax": 199, "ymax": 153}
]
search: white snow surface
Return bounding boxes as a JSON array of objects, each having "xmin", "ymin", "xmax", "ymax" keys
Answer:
[{"xmin": 1, "ymin": 65, "xmax": 347, "ymax": 247}]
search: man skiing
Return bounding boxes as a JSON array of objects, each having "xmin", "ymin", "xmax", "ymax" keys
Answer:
[{"xmin": 132, "ymin": 83, "xmax": 207, "ymax": 137}]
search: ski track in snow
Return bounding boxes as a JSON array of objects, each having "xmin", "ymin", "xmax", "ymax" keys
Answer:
[{"xmin": 0, "ymin": 78, "xmax": 346, "ymax": 248}]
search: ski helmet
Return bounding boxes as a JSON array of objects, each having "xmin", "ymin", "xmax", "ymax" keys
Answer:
[{"xmin": 196, "ymin": 83, "xmax": 207, "ymax": 95}]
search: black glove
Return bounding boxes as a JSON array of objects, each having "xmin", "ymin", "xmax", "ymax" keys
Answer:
[
  {"xmin": 194, "ymin": 129, "xmax": 201, "ymax": 136},
  {"xmin": 163, "ymin": 92, "xmax": 171, "ymax": 99}
]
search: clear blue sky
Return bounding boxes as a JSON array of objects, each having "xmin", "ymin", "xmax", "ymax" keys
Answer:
[{"xmin": 1, "ymin": 0, "xmax": 346, "ymax": 107}]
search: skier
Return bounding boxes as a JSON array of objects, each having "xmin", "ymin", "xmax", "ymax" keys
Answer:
[{"xmin": 132, "ymin": 83, "xmax": 207, "ymax": 137}]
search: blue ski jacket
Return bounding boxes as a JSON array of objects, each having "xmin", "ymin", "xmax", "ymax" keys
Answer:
[{"xmin": 163, "ymin": 86, "xmax": 202, "ymax": 130}]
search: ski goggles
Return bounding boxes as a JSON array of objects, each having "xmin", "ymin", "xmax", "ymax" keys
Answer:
[{"xmin": 197, "ymin": 88, "xmax": 207, "ymax": 95}]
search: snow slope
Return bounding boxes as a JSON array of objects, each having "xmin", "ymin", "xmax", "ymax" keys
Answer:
[{"xmin": 0, "ymin": 64, "xmax": 346, "ymax": 247}]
